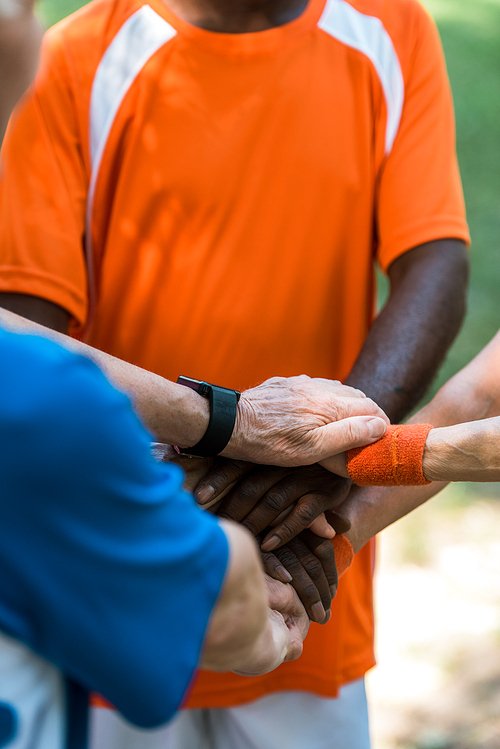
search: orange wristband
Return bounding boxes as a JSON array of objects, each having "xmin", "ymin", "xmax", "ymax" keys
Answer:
[
  {"xmin": 346, "ymin": 424, "xmax": 433, "ymax": 486},
  {"xmin": 332, "ymin": 534, "xmax": 354, "ymax": 577}
]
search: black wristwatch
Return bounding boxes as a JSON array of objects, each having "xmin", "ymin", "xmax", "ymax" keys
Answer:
[{"xmin": 176, "ymin": 376, "xmax": 240, "ymax": 457}]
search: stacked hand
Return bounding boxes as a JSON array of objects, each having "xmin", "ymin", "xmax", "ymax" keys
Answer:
[
  {"xmin": 153, "ymin": 446, "xmax": 354, "ymax": 624},
  {"xmin": 226, "ymin": 375, "xmax": 388, "ymax": 466}
]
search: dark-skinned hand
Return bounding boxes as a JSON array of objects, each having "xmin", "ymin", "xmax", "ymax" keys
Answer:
[
  {"xmin": 153, "ymin": 447, "xmax": 351, "ymax": 623},
  {"xmin": 195, "ymin": 460, "xmax": 352, "ymax": 550},
  {"xmin": 259, "ymin": 523, "xmax": 346, "ymax": 624}
]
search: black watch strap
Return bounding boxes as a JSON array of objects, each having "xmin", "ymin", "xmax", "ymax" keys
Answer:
[{"xmin": 177, "ymin": 376, "xmax": 240, "ymax": 457}]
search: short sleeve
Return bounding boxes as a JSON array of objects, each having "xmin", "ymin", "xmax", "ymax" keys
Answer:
[
  {"xmin": 0, "ymin": 32, "xmax": 89, "ymax": 325},
  {"xmin": 376, "ymin": 2, "xmax": 470, "ymax": 271},
  {"xmin": 0, "ymin": 329, "xmax": 228, "ymax": 728}
]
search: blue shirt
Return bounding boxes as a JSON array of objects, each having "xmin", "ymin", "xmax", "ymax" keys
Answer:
[{"xmin": 0, "ymin": 328, "xmax": 228, "ymax": 746}]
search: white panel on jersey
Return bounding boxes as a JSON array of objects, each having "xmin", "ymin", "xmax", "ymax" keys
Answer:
[
  {"xmin": 0, "ymin": 631, "xmax": 65, "ymax": 749},
  {"xmin": 85, "ymin": 5, "xmax": 176, "ymax": 337},
  {"xmin": 318, "ymin": 0, "xmax": 404, "ymax": 155},
  {"xmin": 89, "ymin": 4, "xmax": 177, "ymax": 170}
]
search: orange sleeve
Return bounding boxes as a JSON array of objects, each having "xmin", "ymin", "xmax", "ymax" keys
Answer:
[
  {"xmin": 0, "ymin": 31, "xmax": 89, "ymax": 326},
  {"xmin": 376, "ymin": 1, "xmax": 470, "ymax": 272}
]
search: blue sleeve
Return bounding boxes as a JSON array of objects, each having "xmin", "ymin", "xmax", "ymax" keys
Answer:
[{"xmin": 0, "ymin": 329, "xmax": 229, "ymax": 728}]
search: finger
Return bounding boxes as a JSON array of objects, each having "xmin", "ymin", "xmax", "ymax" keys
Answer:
[
  {"xmin": 319, "ymin": 452, "xmax": 348, "ymax": 477},
  {"xmin": 273, "ymin": 538, "xmax": 331, "ymax": 623},
  {"xmin": 334, "ymin": 395, "xmax": 390, "ymax": 424},
  {"xmin": 311, "ymin": 415, "xmax": 388, "ymax": 460},
  {"xmin": 260, "ymin": 492, "xmax": 330, "ymax": 550},
  {"xmin": 281, "ymin": 618, "xmax": 306, "ymax": 662},
  {"xmin": 299, "ymin": 529, "xmax": 338, "ymax": 598},
  {"xmin": 324, "ymin": 510, "xmax": 352, "ymax": 534},
  {"xmin": 307, "ymin": 513, "xmax": 336, "ymax": 538},
  {"xmin": 194, "ymin": 458, "xmax": 252, "ymax": 506},
  {"xmin": 261, "ymin": 550, "xmax": 293, "ymax": 584},
  {"xmin": 288, "ymin": 533, "xmax": 334, "ymax": 613},
  {"xmin": 264, "ymin": 574, "xmax": 309, "ymax": 640},
  {"xmin": 238, "ymin": 474, "xmax": 309, "ymax": 536},
  {"xmin": 217, "ymin": 466, "xmax": 288, "ymax": 523},
  {"xmin": 260, "ymin": 478, "xmax": 351, "ymax": 551}
]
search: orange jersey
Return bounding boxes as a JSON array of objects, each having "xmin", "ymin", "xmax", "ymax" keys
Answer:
[{"xmin": 0, "ymin": 0, "xmax": 469, "ymax": 707}]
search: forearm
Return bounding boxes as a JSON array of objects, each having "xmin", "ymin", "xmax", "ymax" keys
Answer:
[
  {"xmin": 345, "ymin": 240, "xmax": 468, "ymax": 422},
  {"xmin": 415, "ymin": 330, "xmax": 500, "ymax": 427},
  {"xmin": 423, "ymin": 417, "xmax": 500, "ymax": 482},
  {"xmin": 200, "ymin": 522, "xmax": 273, "ymax": 673},
  {"xmin": 342, "ymin": 481, "xmax": 446, "ymax": 553},
  {"xmin": 0, "ymin": 307, "xmax": 210, "ymax": 446},
  {"xmin": 0, "ymin": 303, "xmax": 389, "ymax": 465}
]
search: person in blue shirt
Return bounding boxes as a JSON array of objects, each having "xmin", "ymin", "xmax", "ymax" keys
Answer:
[{"xmin": 0, "ymin": 324, "xmax": 318, "ymax": 748}]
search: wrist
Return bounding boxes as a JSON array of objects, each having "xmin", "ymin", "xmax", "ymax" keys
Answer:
[
  {"xmin": 421, "ymin": 428, "xmax": 446, "ymax": 481},
  {"xmin": 346, "ymin": 424, "xmax": 433, "ymax": 486},
  {"xmin": 232, "ymin": 611, "xmax": 288, "ymax": 676},
  {"xmin": 171, "ymin": 383, "xmax": 210, "ymax": 448},
  {"xmin": 221, "ymin": 393, "xmax": 254, "ymax": 460},
  {"xmin": 176, "ymin": 377, "xmax": 240, "ymax": 457}
]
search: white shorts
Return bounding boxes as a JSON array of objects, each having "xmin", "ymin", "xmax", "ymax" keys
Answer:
[
  {"xmin": 90, "ymin": 679, "xmax": 370, "ymax": 749},
  {"xmin": 0, "ymin": 631, "xmax": 65, "ymax": 749}
]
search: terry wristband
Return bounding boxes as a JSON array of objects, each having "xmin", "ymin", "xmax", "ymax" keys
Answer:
[
  {"xmin": 346, "ymin": 423, "xmax": 433, "ymax": 486},
  {"xmin": 176, "ymin": 376, "xmax": 240, "ymax": 458},
  {"xmin": 333, "ymin": 534, "xmax": 354, "ymax": 578}
]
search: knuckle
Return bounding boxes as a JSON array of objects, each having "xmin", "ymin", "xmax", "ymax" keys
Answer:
[
  {"xmin": 314, "ymin": 542, "xmax": 335, "ymax": 564},
  {"xmin": 210, "ymin": 460, "xmax": 244, "ymax": 488},
  {"xmin": 294, "ymin": 501, "xmax": 319, "ymax": 526},
  {"xmin": 301, "ymin": 582, "xmax": 320, "ymax": 603},
  {"xmin": 262, "ymin": 491, "xmax": 287, "ymax": 514},
  {"xmin": 273, "ymin": 519, "xmax": 296, "ymax": 543},
  {"xmin": 343, "ymin": 419, "xmax": 360, "ymax": 443},
  {"xmin": 275, "ymin": 548, "xmax": 299, "ymax": 570},
  {"xmin": 235, "ymin": 482, "xmax": 260, "ymax": 504},
  {"xmin": 242, "ymin": 518, "xmax": 260, "ymax": 536},
  {"xmin": 302, "ymin": 557, "xmax": 323, "ymax": 579},
  {"xmin": 261, "ymin": 553, "xmax": 280, "ymax": 575}
]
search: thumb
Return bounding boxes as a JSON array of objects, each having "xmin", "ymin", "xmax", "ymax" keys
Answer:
[{"xmin": 312, "ymin": 415, "xmax": 387, "ymax": 460}]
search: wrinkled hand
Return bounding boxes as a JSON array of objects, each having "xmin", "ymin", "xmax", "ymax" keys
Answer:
[
  {"xmin": 196, "ymin": 461, "xmax": 352, "ymax": 549},
  {"xmin": 261, "ymin": 528, "xmax": 341, "ymax": 624},
  {"xmin": 233, "ymin": 574, "xmax": 310, "ymax": 677},
  {"xmin": 265, "ymin": 574, "xmax": 310, "ymax": 661},
  {"xmin": 224, "ymin": 375, "xmax": 388, "ymax": 467}
]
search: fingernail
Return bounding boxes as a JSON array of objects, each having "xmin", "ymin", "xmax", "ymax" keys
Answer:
[
  {"xmin": 261, "ymin": 534, "xmax": 280, "ymax": 552},
  {"xmin": 195, "ymin": 485, "xmax": 215, "ymax": 505},
  {"xmin": 367, "ymin": 417, "xmax": 386, "ymax": 439},
  {"xmin": 323, "ymin": 608, "xmax": 331, "ymax": 624},
  {"xmin": 329, "ymin": 585, "xmax": 337, "ymax": 599},
  {"xmin": 275, "ymin": 565, "xmax": 293, "ymax": 583},
  {"xmin": 311, "ymin": 602, "xmax": 326, "ymax": 622}
]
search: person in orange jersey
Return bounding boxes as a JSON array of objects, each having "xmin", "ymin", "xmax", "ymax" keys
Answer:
[{"xmin": 0, "ymin": 0, "xmax": 470, "ymax": 746}]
